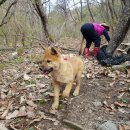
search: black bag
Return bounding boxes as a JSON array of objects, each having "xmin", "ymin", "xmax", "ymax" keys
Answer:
[{"xmin": 97, "ymin": 45, "xmax": 130, "ymax": 66}]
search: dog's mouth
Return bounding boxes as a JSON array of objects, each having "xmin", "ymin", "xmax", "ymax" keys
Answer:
[{"xmin": 39, "ymin": 67, "xmax": 53, "ymax": 75}]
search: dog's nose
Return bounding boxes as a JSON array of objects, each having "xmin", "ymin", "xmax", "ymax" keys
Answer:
[{"xmin": 39, "ymin": 67, "xmax": 43, "ymax": 71}]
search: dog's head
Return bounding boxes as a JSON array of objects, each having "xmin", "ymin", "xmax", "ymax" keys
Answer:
[{"xmin": 39, "ymin": 47, "xmax": 61, "ymax": 74}]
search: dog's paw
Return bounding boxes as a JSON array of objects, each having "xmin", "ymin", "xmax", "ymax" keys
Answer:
[
  {"xmin": 73, "ymin": 90, "xmax": 79, "ymax": 96},
  {"xmin": 62, "ymin": 91, "xmax": 69, "ymax": 98},
  {"xmin": 52, "ymin": 102, "xmax": 59, "ymax": 109}
]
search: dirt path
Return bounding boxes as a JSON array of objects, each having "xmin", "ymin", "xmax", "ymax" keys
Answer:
[{"xmin": 0, "ymin": 38, "xmax": 130, "ymax": 130}]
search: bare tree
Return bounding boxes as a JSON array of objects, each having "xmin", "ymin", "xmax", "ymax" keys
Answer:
[
  {"xmin": 86, "ymin": 0, "xmax": 95, "ymax": 22},
  {"xmin": 106, "ymin": 0, "xmax": 130, "ymax": 55},
  {"xmin": 0, "ymin": 0, "xmax": 18, "ymax": 27},
  {"xmin": 80, "ymin": 0, "xmax": 83, "ymax": 21},
  {"xmin": 56, "ymin": 0, "xmax": 68, "ymax": 21},
  {"xmin": 31, "ymin": 0, "xmax": 54, "ymax": 44}
]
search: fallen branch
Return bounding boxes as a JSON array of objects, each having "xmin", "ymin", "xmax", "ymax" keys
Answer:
[
  {"xmin": 0, "ymin": 100, "xmax": 14, "ymax": 119},
  {"xmin": 63, "ymin": 119, "xmax": 84, "ymax": 130},
  {"xmin": 0, "ymin": 48, "xmax": 16, "ymax": 51},
  {"xmin": 60, "ymin": 47, "xmax": 78, "ymax": 52},
  {"xmin": 0, "ymin": 0, "xmax": 18, "ymax": 27},
  {"xmin": 112, "ymin": 61, "xmax": 130, "ymax": 70},
  {"xmin": 4, "ymin": 69, "xmax": 32, "ymax": 88}
]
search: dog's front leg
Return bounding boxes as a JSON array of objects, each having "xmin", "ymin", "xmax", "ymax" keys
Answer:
[
  {"xmin": 62, "ymin": 81, "xmax": 73, "ymax": 98},
  {"xmin": 52, "ymin": 80, "xmax": 60, "ymax": 109}
]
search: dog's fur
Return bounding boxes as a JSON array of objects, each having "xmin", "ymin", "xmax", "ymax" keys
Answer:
[{"xmin": 40, "ymin": 47, "xmax": 84, "ymax": 109}]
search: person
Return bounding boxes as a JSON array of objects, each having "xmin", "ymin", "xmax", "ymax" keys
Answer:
[{"xmin": 79, "ymin": 23, "xmax": 110, "ymax": 57}]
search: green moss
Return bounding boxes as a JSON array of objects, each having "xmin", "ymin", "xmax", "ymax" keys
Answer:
[
  {"xmin": 24, "ymin": 80, "xmax": 36, "ymax": 85},
  {"xmin": 28, "ymin": 127, "xmax": 34, "ymax": 130},
  {"xmin": 14, "ymin": 57, "xmax": 24, "ymax": 63},
  {"xmin": 58, "ymin": 104, "xmax": 65, "ymax": 110},
  {"xmin": 0, "ymin": 63, "xmax": 5, "ymax": 70},
  {"xmin": 34, "ymin": 96, "xmax": 47, "ymax": 105}
]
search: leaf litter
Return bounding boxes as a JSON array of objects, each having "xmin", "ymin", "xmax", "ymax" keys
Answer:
[{"xmin": 0, "ymin": 40, "xmax": 130, "ymax": 129}]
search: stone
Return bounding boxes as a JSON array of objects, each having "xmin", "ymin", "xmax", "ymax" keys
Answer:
[
  {"xmin": 93, "ymin": 100, "xmax": 102, "ymax": 107},
  {"xmin": 96, "ymin": 121, "xmax": 118, "ymax": 130}
]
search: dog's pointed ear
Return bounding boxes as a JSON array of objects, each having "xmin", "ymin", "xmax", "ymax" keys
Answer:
[{"xmin": 51, "ymin": 47, "xmax": 58, "ymax": 55}]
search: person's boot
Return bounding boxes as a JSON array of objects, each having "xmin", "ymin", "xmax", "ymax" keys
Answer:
[
  {"xmin": 83, "ymin": 48, "xmax": 89, "ymax": 58},
  {"xmin": 93, "ymin": 47, "xmax": 100, "ymax": 57}
]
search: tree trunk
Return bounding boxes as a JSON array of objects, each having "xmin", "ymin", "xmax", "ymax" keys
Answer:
[
  {"xmin": 107, "ymin": 0, "xmax": 114, "ymax": 20},
  {"xmin": 111, "ymin": 0, "xmax": 118, "ymax": 20},
  {"xmin": 80, "ymin": 0, "xmax": 83, "ymax": 21},
  {"xmin": 31, "ymin": 0, "xmax": 54, "ymax": 44},
  {"xmin": 106, "ymin": 0, "xmax": 130, "ymax": 55},
  {"xmin": 86, "ymin": 0, "xmax": 95, "ymax": 22}
]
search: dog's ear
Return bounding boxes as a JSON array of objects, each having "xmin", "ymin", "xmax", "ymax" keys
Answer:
[{"xmin": 51, "ymin": 47, "xmax": 58, "ymax": 55}]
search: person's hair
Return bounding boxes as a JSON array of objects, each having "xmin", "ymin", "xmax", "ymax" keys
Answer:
[{"xmin": 102, "ymin": 25, "xmax": 110, "ymax": 31}]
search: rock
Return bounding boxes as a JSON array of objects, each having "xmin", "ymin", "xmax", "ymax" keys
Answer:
[
  {"xmin": 96, "ymin": 121, "xmax": 118, "ymax": 130},
  {"xmin": 93, "ymin": 100, "xmax": 102, "ymax": 107},
  {"xmin": 88, "ymin": 109, "xmax": 93, "ymax": 114}
]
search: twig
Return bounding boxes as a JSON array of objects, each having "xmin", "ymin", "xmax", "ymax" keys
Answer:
[
  {"xmin": 0, "ymin": 48, "xmax": 16, "ymax": 51},
  {"xmin": 63, "ymin": 119, "xmax": 84, "ymax": 130},
  {"xmin": 0, "ymin": 0, "xmax": 18, "ymax": 27},
  {"xmin": 1, "ymin": 100, "xmax": 14, "ymax": 119},
  {"xmin": 59, "ymin": 46, "xmax": 78, "ymax": 52},
  {"xmin": 4, "ymin": 69, "xmax": 32, "ymax": 88}
]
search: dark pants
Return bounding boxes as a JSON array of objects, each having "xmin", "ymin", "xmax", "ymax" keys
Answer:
[{"xmin": 81, "ymin": 23, "xmax": 101, "ymax": 48}]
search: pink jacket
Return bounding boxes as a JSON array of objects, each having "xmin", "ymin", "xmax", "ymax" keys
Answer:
[{"xmin": 92, "ymin": 23, "xmax": 105, "ymax": 36}]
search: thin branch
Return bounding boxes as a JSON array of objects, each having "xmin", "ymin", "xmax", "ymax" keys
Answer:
[
  {"xmin": 0, "ymin": 0, "xmax": 18, "ymax": 27},
  {"xmin": 42, "ymin": 0, "xmax": 50, "ymax": 5},
  {"xmin": 63, "ymin": 119, "xmax": 84, "ymax": 130}
]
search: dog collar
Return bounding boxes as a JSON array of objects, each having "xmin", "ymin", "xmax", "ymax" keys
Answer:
[{"xmin": 64, "ymin": 57, "xmax": 68, "ymax": 60}]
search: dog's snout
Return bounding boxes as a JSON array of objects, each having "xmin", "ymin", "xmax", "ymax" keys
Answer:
[{"xmin": 39, "ymin": 67, "xmax": 43, "ymax": 71}]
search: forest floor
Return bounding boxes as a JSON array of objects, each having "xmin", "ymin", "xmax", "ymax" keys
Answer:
[{"xmin": 0, "ymin": 38, "xmax": 130, "ymax": 130}]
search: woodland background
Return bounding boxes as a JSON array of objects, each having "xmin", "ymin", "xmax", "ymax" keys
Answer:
[
  {"xmin": 0, "ymin": 0, "xmax": 129, "ymax": 49},
  {"xmin": 0, "ymin": 0, "xmax": 130, "ymax": 130}
]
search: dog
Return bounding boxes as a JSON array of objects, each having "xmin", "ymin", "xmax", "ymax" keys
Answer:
[{"xmin": 39, "ymin": 47, "xmax": 84, "ymax": 109}]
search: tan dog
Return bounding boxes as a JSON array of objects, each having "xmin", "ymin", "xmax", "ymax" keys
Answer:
[{"xmin": 40, "ymin": 47, "xmax": 84, "ymax": 109}]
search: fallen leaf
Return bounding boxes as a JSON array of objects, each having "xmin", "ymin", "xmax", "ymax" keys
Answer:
[
  {"xmin": 118, "ymin": 92, "xmax": 125, "ymax": 99},
  {"xmin": 24, "ymin": 74, "xmax": 30, "ymax": 80},
  {"xmin": 118, "ymin": 124, "xmax": 130, "ymax": 130},
  {"xmin": 26, "ymin": 100, "xmax": 37, "ymax": 108},
  {"xmin": 109, "ymin": 81, "xmax": 115, "ymax": 87},
  {"xmin": 9, "ymin": 124, "xmax": 18, "ymax": 130},
  {"xmin": 6, "ymin": 110, "xmax": 19, "ymax": 119},
  {"xmin": 45, "ymin": 117, "xmax": 59, "ymax": 126},
  {"xmin": 1, "ymin": 100, "xmax": 13, "ymax": 119},
  {"xmin": 29, "ymin": 118, "xmax": 43, "ymax": 125},
  {"xmin": 125, "ymin": 79, "xmax": 130, "ymax": 83},
  {"xmin": 20, "ymin": 95, "xmax": 26, "ymax": 104},
  {"xmin": 17, "ymin": 106, "xmax": 27, "ymax": 117},
  {"xmin": 26, "ymin": 106, "xmax": 36, "ymax": 119},
  {"xmin": 118, "ymin": 108, "xmax": 127, "ymax": 113},
  {"xmin": 0, "ymin": 92, "xmax": 7, "ymax": 99},
  {"xmin": 103, "ymin": 100, "xmax": 108, "ymax": 106},
  {"xmin": 107, "ymin": 72, "xmax": 116, "ymax": 77}
]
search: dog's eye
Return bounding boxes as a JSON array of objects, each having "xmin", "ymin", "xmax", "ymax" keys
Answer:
[{"xmin": 47, "ymin": 60, "xmax": 51, "ymax": 63}]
